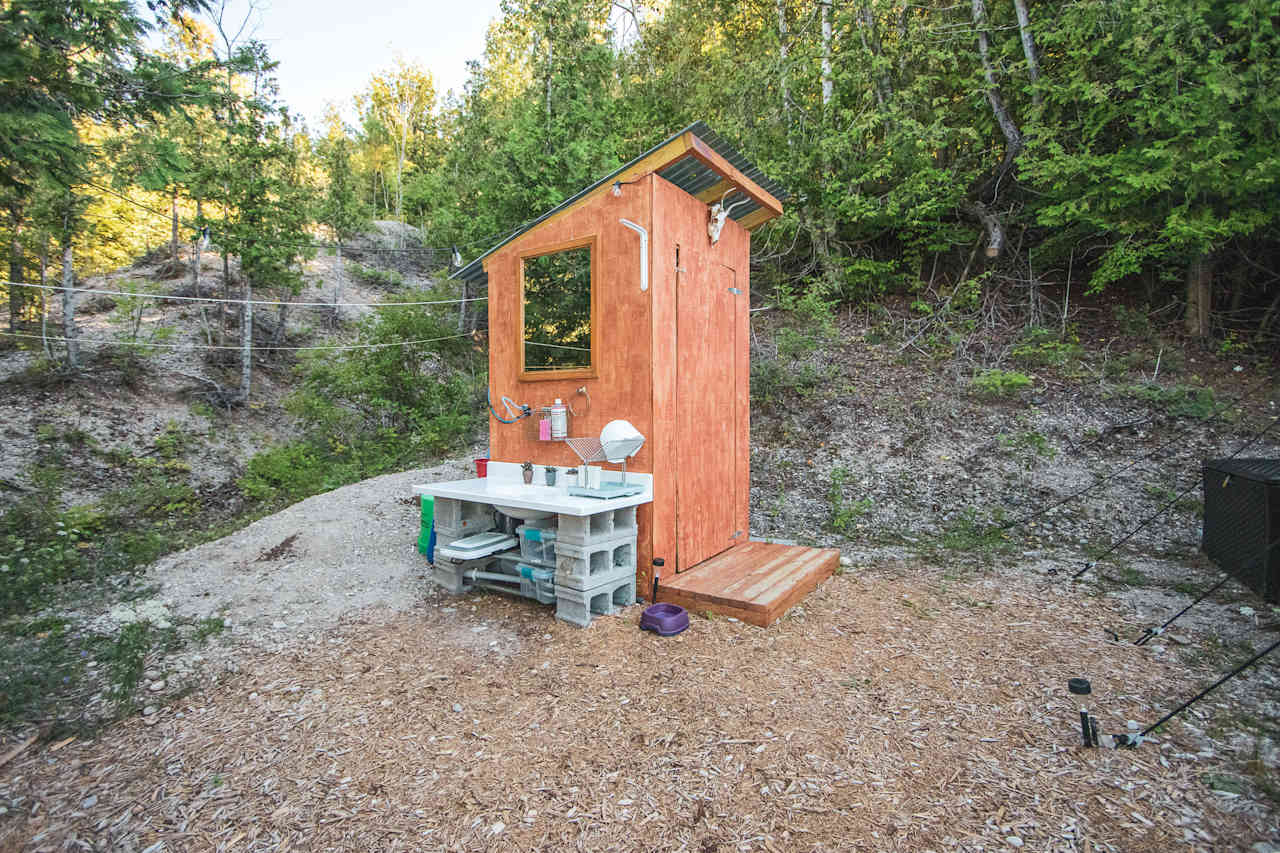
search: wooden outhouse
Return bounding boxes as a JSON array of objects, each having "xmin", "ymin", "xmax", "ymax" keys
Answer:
[{"xmin": 455, "ymin": 122, "xmax": 836, "ymax": 622}]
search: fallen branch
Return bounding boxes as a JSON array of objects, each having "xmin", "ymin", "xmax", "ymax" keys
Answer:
[{"xmin": 0, "ymin": 734, "xmax": 39, "ymax": 770}]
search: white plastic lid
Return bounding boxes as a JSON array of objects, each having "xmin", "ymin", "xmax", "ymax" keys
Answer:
[{"xmin": 437, "ymin": 531, "xmax": 516, "ymax": 560}]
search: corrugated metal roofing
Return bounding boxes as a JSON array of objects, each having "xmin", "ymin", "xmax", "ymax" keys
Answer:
[{"xmin": 453, "ymin": 121, "xmax": 786, "ymax": 285}]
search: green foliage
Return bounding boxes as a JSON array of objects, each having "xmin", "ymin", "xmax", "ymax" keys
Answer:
[
  {"xmin": 1011, "ymin": 327, "xmax": 1083, "ymax": 368},
  {"xmin": 194, "ymin": 615, "xmax": 225, "ymax": 642},
  {"xmin": 104, "ymin": 621, "xmax": 151, "ymax": 712},
  {"xmin": 317, "ymin": 127, "xmax": 370, "ymax": 243},
  {"xmin": 0, "ymin": 452, "xmax": 203, "ymax": 617},
  {"xmin": 1023, "ymin": 0, "xmax": 1280, "ymax": 293},
  {"xmin": 997, "ymin": 430, "xmax": 1057, "ymax": 460},
  {"xmin": 0, "ymin": 617, "xmax": 85, "ymax": 725},
  {"xmin": 1125, "ymin": 383, "xmax": 1219, "ymax": 420},
  {"xmin": 938, "ymin": 511, "xmax": 1015, "ymax": 555},
  {"xmin": 751, "ymin": 358, "xmax": 826, "ymax": 405},
  {"xmin": 241, "ymin": 292, "xmax": 480, "ymax": 506},
  {"xmin": 970, "ymin": 369, "xmax": 1032, "ymax": 397},
  {"xmin": 106, "ymin": 279, "xmax": 176, "ymax": 358},
  {"xmin": 827, "ymin": 466, "xmax": 872, "ymax": 534},
  {"xmin": 1112, "ymin": 305, "xmax": 1154, "ymax": 339},
  {"xmin": 0, "ymin": 466, "xmax": 97, "ymax": 615},
  {"xmin": 346, "ymin": 261, "xmax": 404, "ymax": 289}
]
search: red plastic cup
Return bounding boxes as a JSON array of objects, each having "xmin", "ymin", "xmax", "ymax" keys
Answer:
[{"xmin": 474, "ymin": 458, "xmax": 489, "ymax": 477}]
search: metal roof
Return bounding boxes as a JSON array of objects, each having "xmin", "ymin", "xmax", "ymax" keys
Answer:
[{"xmin": 453, "ymin": 121, "xmax": 787, "ymax": 285}]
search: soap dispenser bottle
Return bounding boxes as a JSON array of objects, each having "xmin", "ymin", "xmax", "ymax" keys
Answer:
[{"xmin": 549, "ymin": 398, "xmax": 568, "ymax": 439}]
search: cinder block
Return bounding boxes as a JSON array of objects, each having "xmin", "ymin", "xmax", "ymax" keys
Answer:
[
  {"xmin": 430, "ymin": 556, "xmax": 490, "ymax": 596},
  {"xmin": 434, "ymin": 499, "xmax": 494, "ymax": 534},
  {"xmin": 554, "ymin": 536, "xmax": 636, "ymax": 590},
  {"xmin": 557, "ymin": 506, "xmax": 639, "ymax": 547},
  {"xmin": 553, "ymin": 575, "xmax": 637, "ymax": 628}
]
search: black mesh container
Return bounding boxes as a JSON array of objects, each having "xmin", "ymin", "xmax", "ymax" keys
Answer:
[{"xmin": 1202, "ymin": 459, "xmax": 1280, "ymax": 602}]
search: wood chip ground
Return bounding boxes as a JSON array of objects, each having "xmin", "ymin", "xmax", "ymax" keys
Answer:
[{"xmin": 1, "ymin": 561, "xmax": 1275, "ymax": 851}]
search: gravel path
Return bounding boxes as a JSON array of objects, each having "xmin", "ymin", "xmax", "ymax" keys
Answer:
[{"xmin": 143, "ymin": 450, "xmax": 483, "ymax": 650}]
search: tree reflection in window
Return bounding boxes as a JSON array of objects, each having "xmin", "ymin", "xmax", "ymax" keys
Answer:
[{"xmin": 522, "ymin": 244, "xmax": 592, "ymax": 372}]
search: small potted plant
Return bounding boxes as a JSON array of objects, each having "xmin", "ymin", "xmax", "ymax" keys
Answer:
[{"xmin": 521, "ymin": 461, "xmax": 534, "ymax": 484}]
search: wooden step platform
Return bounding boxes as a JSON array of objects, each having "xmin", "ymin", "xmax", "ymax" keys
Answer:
[{"xmin": 656, "ymin": 541, "xmax": 839, "ymax": 627}]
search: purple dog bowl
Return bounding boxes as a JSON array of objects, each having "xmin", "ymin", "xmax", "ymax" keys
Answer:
[{"xmin": 640, "ymin": 603, "xmax": 689, "ymax": 636}]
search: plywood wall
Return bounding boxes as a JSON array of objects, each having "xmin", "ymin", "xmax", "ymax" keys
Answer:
[
  {"xmin": 486, "ymin": 172, "xmax": 752, "ymax": 595},
  {"xmin": 486, "ymin": 178, "xmax": 657, "ymax": 576},
  {"xmin": 648, "ymin": 177, "xmax": 751, "ymax": 586}
]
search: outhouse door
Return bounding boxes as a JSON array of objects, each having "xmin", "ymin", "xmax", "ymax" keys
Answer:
[{"xmin": 675, "ymin": 247, "xmax": 740, "ymax": 571}]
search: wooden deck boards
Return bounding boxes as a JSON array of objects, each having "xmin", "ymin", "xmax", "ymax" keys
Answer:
[{"xmin": 656, "ymin": 541, "xmax": 839, "ymax": 626}]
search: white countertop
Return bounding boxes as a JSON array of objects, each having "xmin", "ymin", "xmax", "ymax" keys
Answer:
[{"xmin": 412, "ymin": 461, "xmax": 652, "ymax": 517}]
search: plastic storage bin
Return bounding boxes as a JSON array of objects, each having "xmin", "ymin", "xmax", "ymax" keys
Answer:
[
  {"xmin": 517, "ymin": 524, "xmax": 558, "ymax": 566},
  {"xmin": 518, "ymin": 563, "xmax": 556, "ymax": 604}
]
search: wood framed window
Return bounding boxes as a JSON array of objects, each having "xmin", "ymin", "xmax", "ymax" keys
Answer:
[{"xmin": 519, "ymin": 236, "xmax": 598, "ymax": 381}]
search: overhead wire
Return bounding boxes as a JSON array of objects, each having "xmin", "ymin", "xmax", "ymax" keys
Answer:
[
  {"xmin": 0, "ymin": 330, "xmax": 476, "ymax": 353},
  {"xmin": 2, "ymin": 280, "xmax": 487, "ymax": 309}
]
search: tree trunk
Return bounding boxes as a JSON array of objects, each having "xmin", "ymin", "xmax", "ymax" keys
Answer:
[
  {"xmin": 1011, "ymin": 0, "xmax": 1042, "ymax": 106},
  {"xmin": 39, "ymin": 240, "xmax": 50, "ymax": 359},
  {"xmin": 8, "ymin": 211, "xmax": 22, "ymax": 332},
  {"xmin": 1184, "ymin": 254, "xmax": 1213, "ymax": 338},
  {"xmin": 1258, "ymin": 288, "xmax": 1280, "ymax": 339},
  {"xmin": 396, "ymin": 125, "xmax": 407, "ymax": 227},
  {"xmin": 777, "ymin": 0, "xmax": 791, "ymax": 132},
  {"xmin": 333, "ymin": 242, "xmax": 344, "ymax": 326},
  {"xmin": 820, "ymin": 0, "xmax": 834, "ymax": 110},
  {"xmin": 968, "ymin": 201, "xmax": 1006, "ymax": 258},
  {"xmin": 273, "ymin": 301, "xmax": 288, "ymax": 347},
  {"xmin": 857, "ymin": 6, "xmax": 891, "ymax": 110},
  {"xmin": 239, "ymin": 281, "xmax": 252, "ymax": 401},
  {"xmin": 458, "ymin": 276, "xmax": 468, "ymax": 333},
  {"xmin": 61, "ymin": 236, "xmax": 79, "ymax": 370},
  {"xmin": 972, "ymin": 0, "xmax": 1023, "ymax": 185},
  {"xmin": 814, "ymin": 0, "xmax": 840, "ymax": 291},
  {"xmin": 222, "ymin": 247, "xmax": 231, "ymax": 341},
  {"xmin": 170, "ymin": 188, "xmax": 180, "ymax": 264}
]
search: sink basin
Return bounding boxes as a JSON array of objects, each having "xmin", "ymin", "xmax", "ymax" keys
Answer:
[
  {"xmin": 486, "ymin": 483, "xmax": 561, "ymax": 521},
  {"xmin": 492, "ymin": 504, "xmax": 554, "ymax": 522}
]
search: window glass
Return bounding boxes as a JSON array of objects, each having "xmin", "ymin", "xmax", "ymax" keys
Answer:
[{"xmin": 522, "ymin": 244, "xmax": 592, "ymax": 373}]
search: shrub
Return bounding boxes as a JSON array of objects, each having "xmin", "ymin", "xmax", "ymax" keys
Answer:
[
  {"xmin": 1010, "ymin": 326, "xmax": 1083, "ymax": 368},
  {"xmin": 241, "ymin": 289, "xmax": 480, "ymax": 506},
  {"xmin": 1125, "ymin": 383, "xmax": 1219, "ymax": 420},
  {"xmin": 827, "ymin": 466, "xmax": 872, "ymax": 534},
  {"xmin": 346, "ymin": 261, "xmax": 404, "ymax": 289},
  {"xmin": 970, "ymin": 369, "xmax": 1032, "ymax": 397}
]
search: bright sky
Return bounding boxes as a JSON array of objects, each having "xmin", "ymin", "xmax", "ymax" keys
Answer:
[{"xmin": 211, "ymin": 0, "xmax": 505, "ymax": 128}]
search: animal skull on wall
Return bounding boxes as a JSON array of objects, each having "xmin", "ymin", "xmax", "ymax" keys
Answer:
[{"xmin": 707, "ymin": 192, "xmax": 751, "ymax": 244}]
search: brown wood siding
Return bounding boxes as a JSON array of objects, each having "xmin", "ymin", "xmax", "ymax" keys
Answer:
[
  {"xmin": 487, "ymin": 178, "xmax": 656, "ymax": 575},
  {"xmin": 486, "ymin": 172, "xmax": 753, "ymax": 596},
  {"xmin": 651, "ymin": 178, "xmax": 751, "ymax": 577}
]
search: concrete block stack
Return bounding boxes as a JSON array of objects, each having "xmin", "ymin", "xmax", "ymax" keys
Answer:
[{"xmin": 553, "ymin": 509, "xmax": 637, "ymax": 628}]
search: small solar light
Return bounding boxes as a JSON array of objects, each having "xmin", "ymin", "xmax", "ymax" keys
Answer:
[{"xmin": 1068, "ymin": 678, "xmax": 1094, "ymax": 747}]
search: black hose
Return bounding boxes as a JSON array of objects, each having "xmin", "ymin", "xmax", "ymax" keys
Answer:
[
  {"xmin": 1135, "ymin": 575, "xmax": 1232, "ymax": 645},
  {"xmin": 1141, "ymin": 637, "xmax": 1280, "ymax": 738}
]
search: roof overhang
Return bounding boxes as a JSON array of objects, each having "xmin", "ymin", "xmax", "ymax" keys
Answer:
[{"xmin": 454, "ymin": 121, "xmax": 786, "ymax": 285}]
